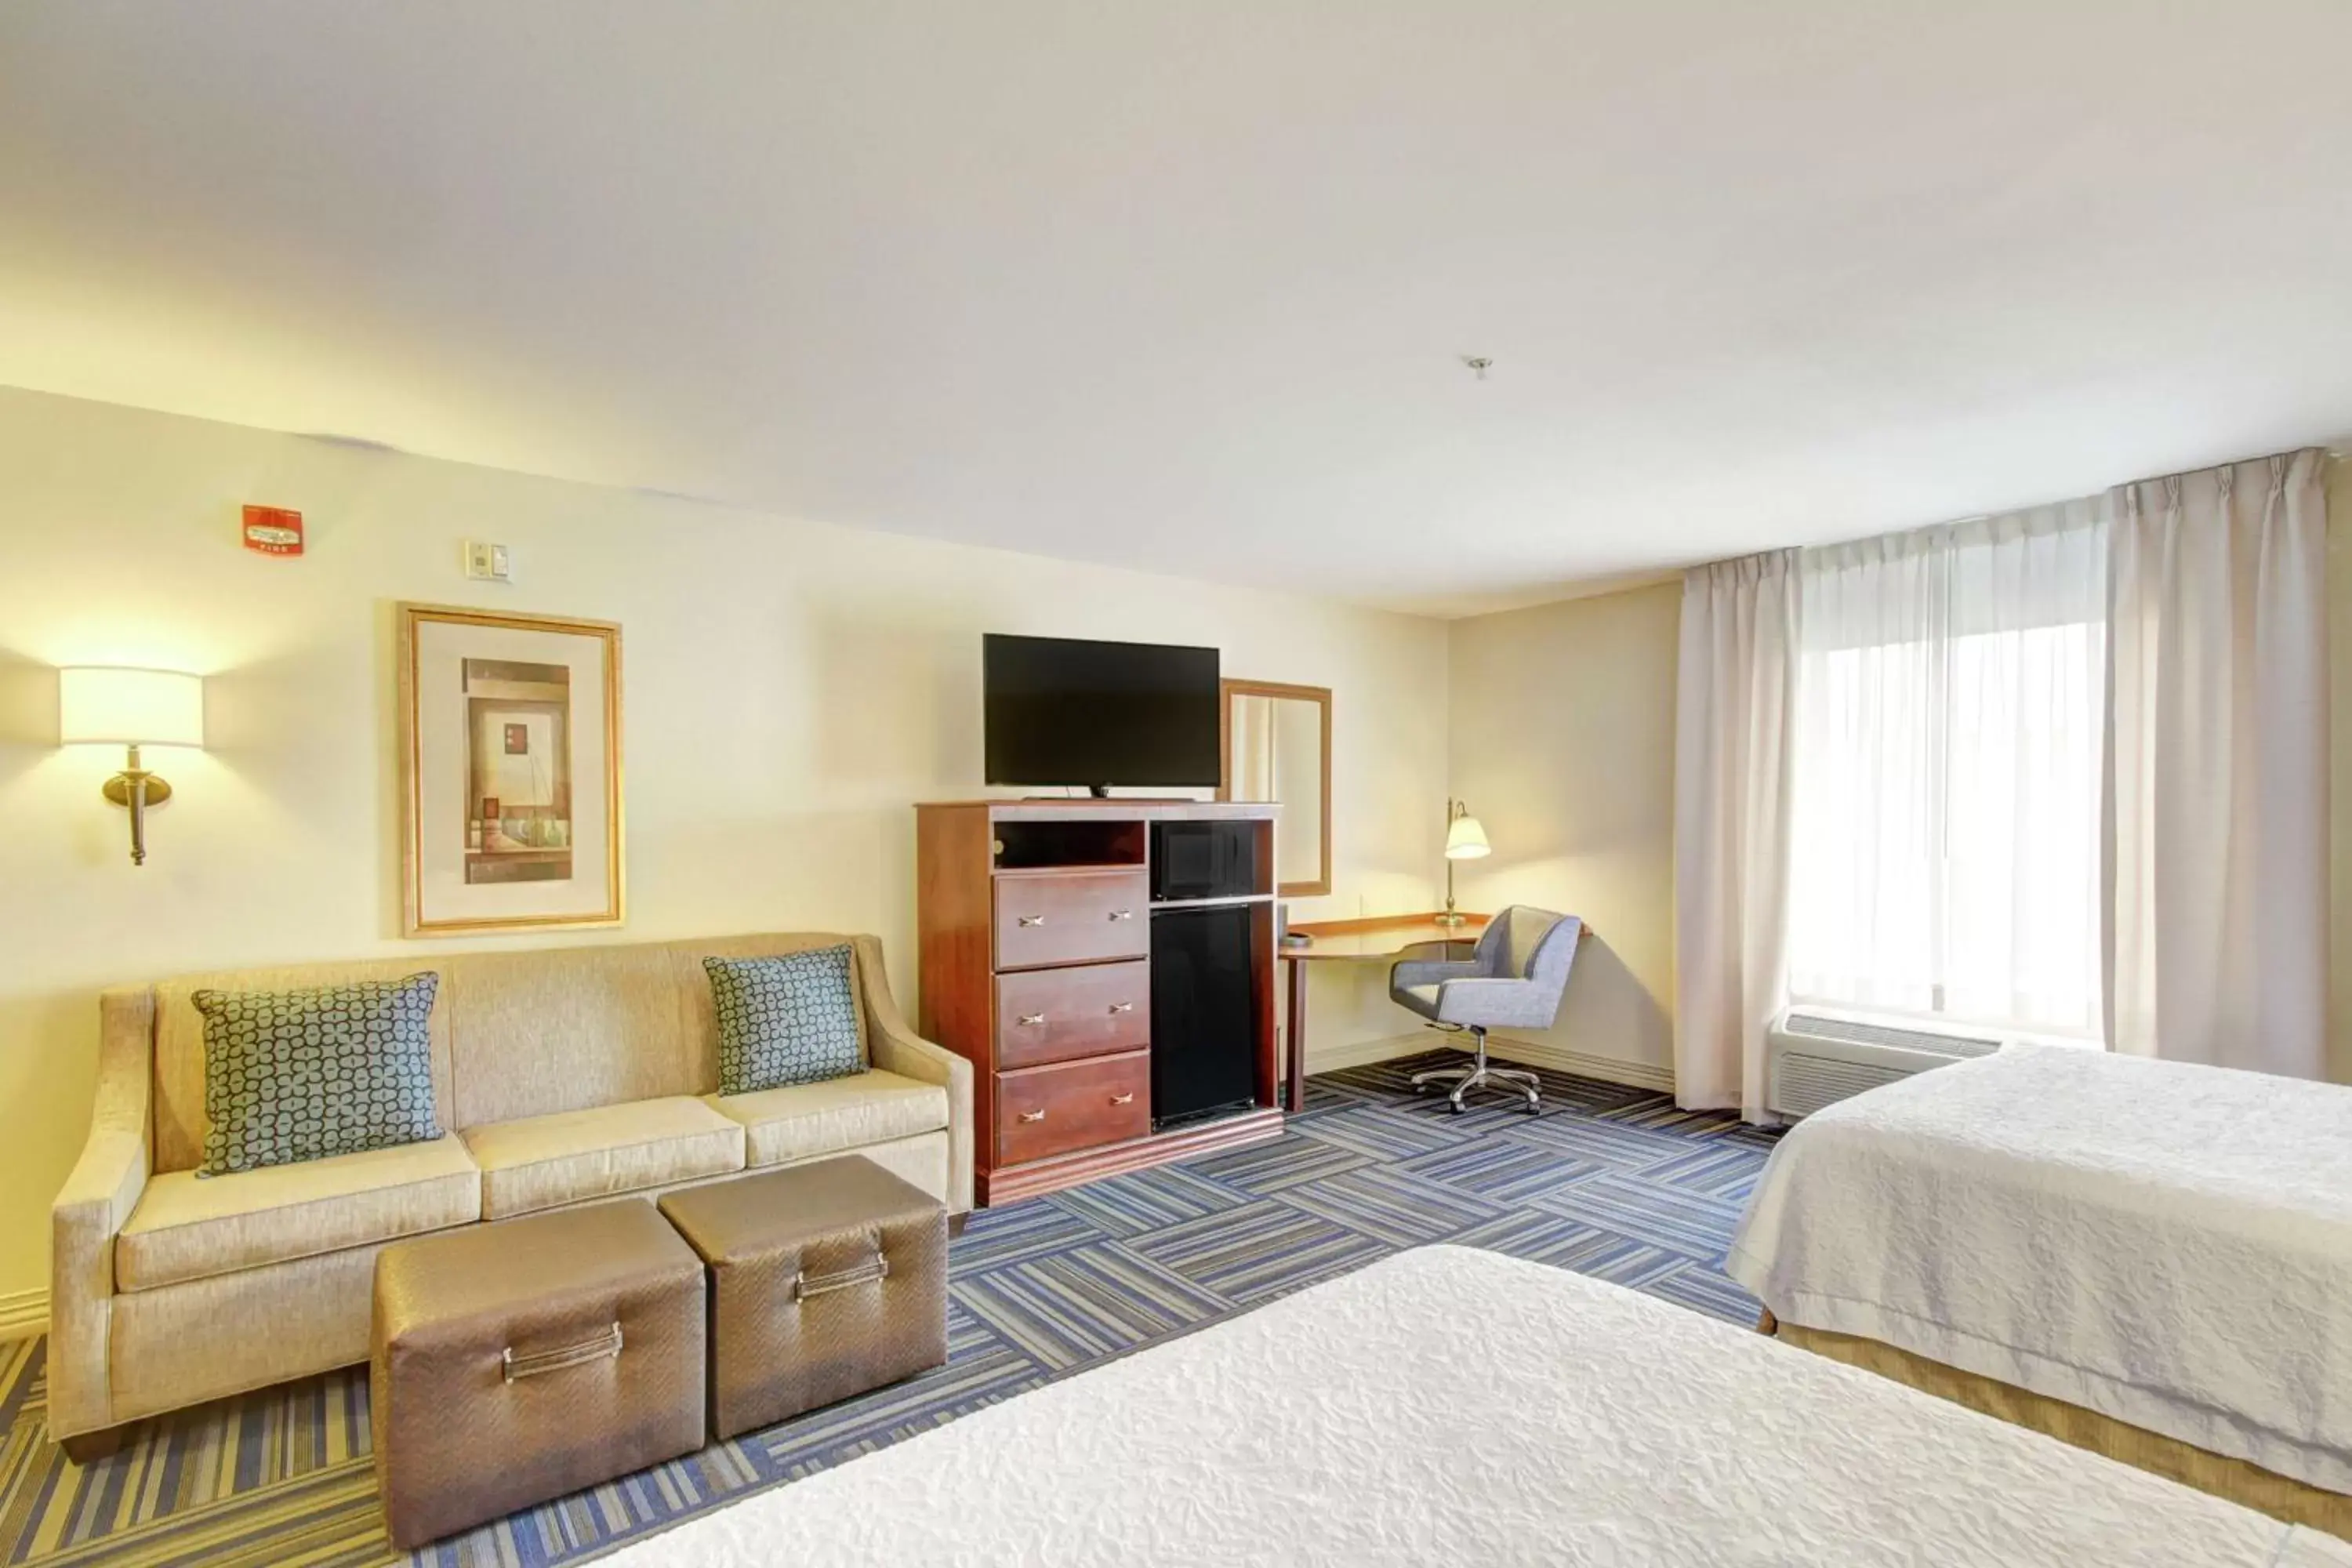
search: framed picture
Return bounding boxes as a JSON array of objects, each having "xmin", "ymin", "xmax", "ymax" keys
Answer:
[{"xmin": 397, "ymin": 603, "xmax": 624, "ymax": 937}]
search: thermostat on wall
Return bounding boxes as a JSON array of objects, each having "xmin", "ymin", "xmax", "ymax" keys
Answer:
[{"xmin": 464, "ymin": 541, "xmax": 514, "ymax": 583}]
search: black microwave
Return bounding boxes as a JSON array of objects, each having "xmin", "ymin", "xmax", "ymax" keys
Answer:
[{"xmin": 1150, "ymin": 821, "xmax": 1260, "ymax": 903}]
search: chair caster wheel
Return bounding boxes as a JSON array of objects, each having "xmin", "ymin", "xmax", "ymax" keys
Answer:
[
  {"xmin": 1449, "ymin": 1099, "xmax": 1468, "ymax": 1116},
  {"xmin": 1524, "ymin": 1098, "xmax": 1541, "ymax": 1114}
]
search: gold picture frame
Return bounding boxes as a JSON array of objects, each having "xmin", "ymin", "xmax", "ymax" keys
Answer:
[{"xmin": 397, "ymin": 603, "xmax": 624, "ymax": 937}]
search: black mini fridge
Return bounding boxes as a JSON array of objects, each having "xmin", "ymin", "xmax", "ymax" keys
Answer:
[{"xmin": 1149, "ymin": 905, "xmax": 1259, "ymax": 1129}]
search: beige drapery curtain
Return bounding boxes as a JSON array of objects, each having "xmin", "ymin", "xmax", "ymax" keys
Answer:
[
  {"xmin": 1671, "ymin": 550, "xmax": 1799, "ymax": 1119},
  {"xmin": 1672, "ymin": 447, "xmax": 2330, "ymax": 1111},
  {"xmin": 2104, "ymin": 448, "xmax": 2329, "ymax": 1078}
]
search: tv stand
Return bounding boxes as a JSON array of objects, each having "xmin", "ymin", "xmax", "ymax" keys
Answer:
[{"xmin": 915, "ymin": 798, "xmax": 1281, "ymax": 1207}]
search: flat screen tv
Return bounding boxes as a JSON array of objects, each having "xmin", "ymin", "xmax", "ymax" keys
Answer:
[{"xmin": 983, "ymin": 633, "xmax": 1221, "ymax": 794}]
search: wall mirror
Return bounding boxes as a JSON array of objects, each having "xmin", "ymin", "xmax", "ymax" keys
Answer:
[{"xmin": 1218, "ymin": 679, "xmax": 1332, "ymax": 897}]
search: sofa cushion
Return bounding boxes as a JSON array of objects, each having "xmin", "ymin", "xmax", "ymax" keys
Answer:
[
  {"xmin": 703, "ymin": 946, "xmax": 864, "ymax": 1094},
  {"xmin": 462, "ymin": 1097, "xmax": 746, "ymax": 1220},
  {"xmin": 117, "ymin": 1134, "xmax": 481, "ymax": 1292},
  {"xmin": 194, "ymin": 974, "xmax": 445, "ymax": 1176},
  {"xmin": 439, "ymin": 946, "xmax": 696, "ymax": 1130},
  {"xmin": 710, "ymin": 1069, "xmax": 950, "ymax": 1169}
]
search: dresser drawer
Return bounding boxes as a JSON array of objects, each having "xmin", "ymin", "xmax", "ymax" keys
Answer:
[
  {"xmin": 996, "ymin": 960, "xmax": 1149, "ymax": 1070},
  {"xmin": 995, "ymin": 1051, "xmax": 1150, "ymax": 1167},
  {"xmin": 993, "ymin": 869, "xmax": 1148, "ymax": 970}
]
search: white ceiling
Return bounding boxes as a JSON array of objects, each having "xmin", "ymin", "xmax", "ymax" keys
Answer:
[{"xmin": 4, "ymin": 3, "xmax": 2350, "ymax": 616}]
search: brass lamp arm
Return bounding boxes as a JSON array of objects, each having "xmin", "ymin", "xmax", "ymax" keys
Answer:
[{"xmin": 100, "ymin": 744, "xmax": 172, "ymax": 866}]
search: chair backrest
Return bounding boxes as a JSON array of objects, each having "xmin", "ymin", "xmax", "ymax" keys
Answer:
[{"xmin": 1474, "ymin": 906, "xmax": 1581, "ymax": 996}]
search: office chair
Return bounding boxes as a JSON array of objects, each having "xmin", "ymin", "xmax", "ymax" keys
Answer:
[{"xmin": 1388, "ymin": 906, "xmax": 1581, "ymax": 1112}]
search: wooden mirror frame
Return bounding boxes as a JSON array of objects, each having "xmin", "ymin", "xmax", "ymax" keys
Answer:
[{"xmin": 1217, "ymin": 678, "xmax": 1333, "ymax": 898}]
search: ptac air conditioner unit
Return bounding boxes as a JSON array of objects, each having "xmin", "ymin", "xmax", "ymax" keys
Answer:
[{"xmin": 1766, "ymin": 1011, "xmax": 2005, "ymax": 1120}]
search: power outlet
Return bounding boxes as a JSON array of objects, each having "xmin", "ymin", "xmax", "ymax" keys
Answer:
[{"xmin": 463, "ymin": 541, "xmax": 514, "ymax": 583}]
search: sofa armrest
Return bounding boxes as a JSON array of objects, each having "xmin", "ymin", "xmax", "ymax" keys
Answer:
[
  {"xmin": 853, "ymin": 938, "xmax": 975, "ymax": 1215},
  {"xmin": 49, "ymin": 986, "xmax": 154, "ymax": 1439},
  {"xmin": 870, "ymin": 1023, "xmax": 974, "ymax": 1216}
]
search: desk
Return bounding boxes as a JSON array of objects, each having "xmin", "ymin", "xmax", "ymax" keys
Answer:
[
  {"xmin": 1278, "ymin": 913, "xmax": 1490, "ymax": 1112},
  {"xmin": 1278, "ymin": 912, "xmax": 1595, "ymax": 1111}
]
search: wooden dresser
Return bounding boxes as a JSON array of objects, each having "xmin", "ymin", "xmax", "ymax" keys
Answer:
[{"xmin": 916, "ymin": 799, "xmax": 1283, "ymax": 1206}]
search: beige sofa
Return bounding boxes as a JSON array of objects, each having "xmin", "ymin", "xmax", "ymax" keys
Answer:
[{"xmin": 49, "ymin": 932, "xmax": 972, "ymax": 1450}]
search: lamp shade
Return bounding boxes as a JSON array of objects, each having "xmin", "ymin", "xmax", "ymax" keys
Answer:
[
  {"xmin": 59, "ymin": 667, "xmax": 205, "ymax": 748},
  {"xmin": 1444, "ymin": 811, "xmax": 1491, "ymax": 861}
]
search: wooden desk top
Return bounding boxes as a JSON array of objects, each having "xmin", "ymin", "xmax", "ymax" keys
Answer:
[
  {"xmin": 1282, "ymin": 911, "xmax": 1593, "ymax": 960},
  {"xmin": 1283, "ymin": 913, "xmax": 1490, "ymax": 960}
]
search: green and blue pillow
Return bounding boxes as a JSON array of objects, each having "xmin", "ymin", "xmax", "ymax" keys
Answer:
[
  {"xmin": 705, "ymin": 946, "xmax": 864, "ymax": 1095},
  {"xmin": 194, "ymin": 974, "xmax": 443, "ymax": 1177}
]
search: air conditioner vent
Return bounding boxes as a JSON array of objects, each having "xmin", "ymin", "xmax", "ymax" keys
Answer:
[
  {"xmin": 1781, "ymin": 1012, "xmax": 2003, "ymax": 1058},
  {"xmin": 1766, "ymin": 1010, "xmax": 2016, "ymax": 1120},
  {"xmin": 1773, "ymin": 1051, "xmax": 1911, "ymax": 1119}
]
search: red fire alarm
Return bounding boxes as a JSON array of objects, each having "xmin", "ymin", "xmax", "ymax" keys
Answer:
[{"xmin": 241, "ymin": 505, "xmax": 304, "ymax": 557}]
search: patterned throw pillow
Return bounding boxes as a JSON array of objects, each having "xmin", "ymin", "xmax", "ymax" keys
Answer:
[
  {"xmin": 194, "ymin": 975, "xmax": 443, "ymax": 1178},
  {"xmin": 705, "ymin": 947, "xmax": 865, "ymax": 1096}
]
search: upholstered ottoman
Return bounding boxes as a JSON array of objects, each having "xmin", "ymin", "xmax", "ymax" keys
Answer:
[
  {"xmin": 371, "ymin": 1200, "xmax": 706, "ymax": 1550},
  {"xmin": 659, "ymin": 1155, "xmax": 948, "ymax": 1441}
]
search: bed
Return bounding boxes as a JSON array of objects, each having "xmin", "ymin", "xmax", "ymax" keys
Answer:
[
  {"xmin": 601, "ymin": 1244, "xmax": 2345, "ymax": 1566},
  {"xmin": 1727, "ymin": 1041, "xmax": 2352, "ymax": 1533}
]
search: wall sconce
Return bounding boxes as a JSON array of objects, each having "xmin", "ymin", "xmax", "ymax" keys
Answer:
[{"xmin": 59, "ymin": 667, "xmax": 205, "ymax": 866}]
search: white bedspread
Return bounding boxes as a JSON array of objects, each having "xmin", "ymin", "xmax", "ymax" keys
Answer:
[
  {"xmin": 602, "ymin": 1244, "xmax": 2345, "ymax": 1566},
  {"xmin": 1728, "ymin": 1042, "xmax": 2352, "ymax": 1493}
]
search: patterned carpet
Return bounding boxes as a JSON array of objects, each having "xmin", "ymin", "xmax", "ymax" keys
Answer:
[{"xmin": 0, "ymin": 1052, "xmax": 1779, "ymax": 1566}]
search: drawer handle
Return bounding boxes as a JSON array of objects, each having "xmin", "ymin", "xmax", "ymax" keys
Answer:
[
  {"xmin": 1019, "ymin": 1109, "xmax": 1047, "ymax": 1123},
  {"xmin": 1017, "ymin": 915, "xmax": 1046, "ymax": 927},
  {"xmin": 793, "ymin": 1251, "xmax": 890, "ymax": 1301},
  {"xmin": 1107, "ymin": 909, "xmax": 1134, "ymax": 921},
  {"xmin": 1109, "ymin": 1093, "xmax": 1135, "ymax": 1106},
  {"xmin": 1018, "ymin": 1012, "xmax": 1047, "ymax": 1027},
  {"xmin": 1107, "ymin": 1002, "xmax": 1134, "ymax": 1015},
  {"xmin": 503, "ymin": 1322, "xmax": 622, "ymax": 1384}
]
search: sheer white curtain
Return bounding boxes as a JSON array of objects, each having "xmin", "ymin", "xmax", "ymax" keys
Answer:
[
  {"xmin": 1786, "ymin": 505, "xmax": 2108, "ymax": 1036},
  {"xmin": 1673, "ymin": 551, "xmax": 1798, "ymax": 1119},
  {"xmin": 2106, "ymin": 450, "xmax": 2328, "ymax": 1077},
  {"xmin": 1674, "ymin": 448, "xmax": 2329, "ymax": 1109}
]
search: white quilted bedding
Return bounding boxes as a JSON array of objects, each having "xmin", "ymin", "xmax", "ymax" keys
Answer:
[
  {"xmin": 1728, "ymin": 1043, "xmax": 2352, "ymax": 1493},
  {"xmin": 601, "ymin": 1243, "xmax": 2346, "ymax": 1566}
]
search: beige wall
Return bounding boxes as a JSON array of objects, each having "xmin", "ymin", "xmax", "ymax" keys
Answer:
[
  {"xmin": 1445, "ymin": 583, "xmax": 1682, "ymax": 1085},
  {"xmin": 0, "ymin": 387, "xmax": 1451, "ymax": 1303}
]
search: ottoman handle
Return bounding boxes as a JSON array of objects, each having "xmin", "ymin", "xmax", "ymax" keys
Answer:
[
  {"xmin": 793, "ymin": 1250, "xmax": 891, "ymax": 1301},
  {"xmin": 502, "ymin": 1322, "xmax": 623, "ymax": 1385}
]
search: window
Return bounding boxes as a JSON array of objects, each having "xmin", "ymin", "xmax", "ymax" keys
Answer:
[{"xmin": 1784, "ymin": 510, "xmax": 2106, "ymax": 1037}]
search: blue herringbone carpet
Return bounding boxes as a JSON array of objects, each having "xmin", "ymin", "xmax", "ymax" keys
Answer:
[{"xmin": 0, "ymin": 1052, "xmax": 1777, "ymax": 1566}]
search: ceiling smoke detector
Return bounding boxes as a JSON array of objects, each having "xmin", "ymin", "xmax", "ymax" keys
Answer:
[{"xmin": 1462, "ymin": 356, "xmax": 1493, "ymax": 380}]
